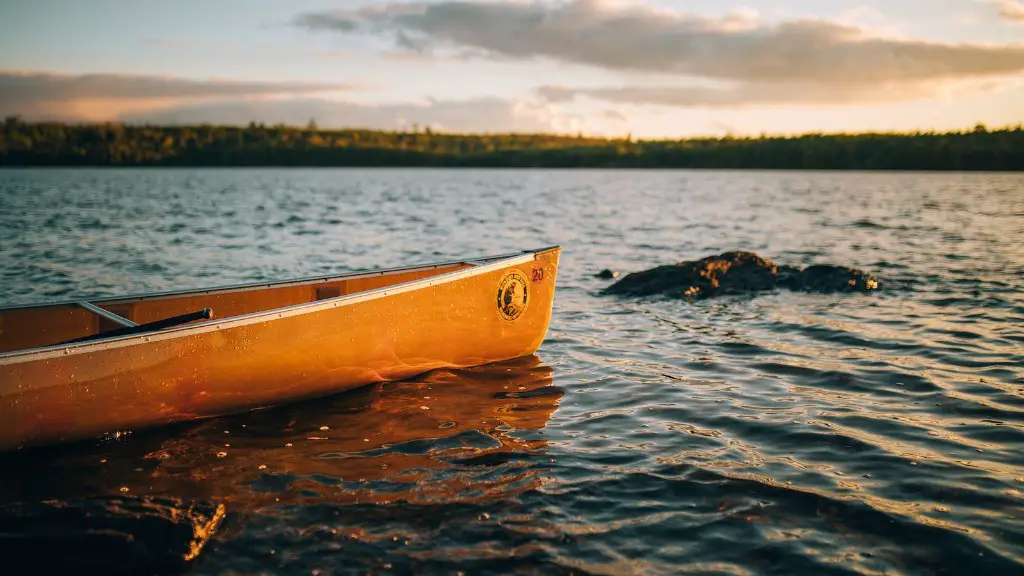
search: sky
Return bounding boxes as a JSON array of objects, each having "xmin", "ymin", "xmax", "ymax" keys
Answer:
[{"xmin": 1, "ymin": 0, "xmax": 1023, "ymax": 137}]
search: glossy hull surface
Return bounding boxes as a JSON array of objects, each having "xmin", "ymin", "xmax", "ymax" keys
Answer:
[{"xmin": 0, "ymin": 248, "xmax": 560, "ymax": 451}]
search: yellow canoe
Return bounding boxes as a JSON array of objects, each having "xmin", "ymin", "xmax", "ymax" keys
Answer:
[{"xmin": 0, "ymin": 246, "xmax": 561, "ymax": 451}]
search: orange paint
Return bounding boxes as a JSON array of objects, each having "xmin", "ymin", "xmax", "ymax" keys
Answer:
[{"xmin": 0, "ymin": 247, "xmax": 560, "ymax": 451}]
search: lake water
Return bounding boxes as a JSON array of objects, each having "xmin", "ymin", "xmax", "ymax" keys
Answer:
[{"xmin": 0, "ymin": 168, "xmax": 1022, "ymax": 575}]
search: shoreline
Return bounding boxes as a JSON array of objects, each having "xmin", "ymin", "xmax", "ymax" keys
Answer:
[{"xmin": 3, "ymin": 121, "xmax": 1022, "ymax": 171}]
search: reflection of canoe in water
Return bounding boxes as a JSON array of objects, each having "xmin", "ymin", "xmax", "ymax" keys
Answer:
[
  {"xmin": 0, "ymin": 247, "xmax": 561, "ymax": 451},
  {"xmin": 0, "ymin": 357, "xmax": 562, "ymax": 573},
  {"xmin": 0, "ymin": 356, "xmax": 562, "ymax": 508},
  {"xmin": 159, "ymin": 357, "xmax": 562, "ymax": 507}
]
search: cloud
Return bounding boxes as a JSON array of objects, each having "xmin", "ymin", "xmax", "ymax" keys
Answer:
[
  {"xmin": 601, "ymin": 109, "xmax": 628, "ymax": 122},
  {"xmin": 535, "ymin": 80, "xmax": 941, "ymax": 108},
  {"xmin": 0, "ymin": 70, "xmax": 586, "ymax": 134},
  {"xmin": 295, "ymin": 0, "xmax": 1024, "ymax": 84},
  {"xmin": 995, "ymin": 0, "xmax": 1024, "ymax": 22},
  {"xmin": 293, "ymin": 0, "xmax": 1024, "ymax": 110},
  {"xmin": 0, "ymin": 70, "xmax": 363, "ymax": 122},
  {"xmin": 115, "ymin": 97, "xmax": 584, "ymax": 134},
  {"xmin": 0, "ymin": 70, "xmax": 353, "ymax": 102}
]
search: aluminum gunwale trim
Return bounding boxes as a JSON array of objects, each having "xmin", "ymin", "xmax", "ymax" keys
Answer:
[{"xmin": 0, "ymin": 251, "xmax": 546, "ymax": 365}]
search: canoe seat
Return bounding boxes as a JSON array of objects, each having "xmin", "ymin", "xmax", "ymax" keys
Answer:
[{"xmin": 315, "ymin": 286, "xmax": 342, "ymax": 301}]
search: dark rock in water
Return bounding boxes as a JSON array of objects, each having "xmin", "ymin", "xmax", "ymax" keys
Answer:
[
  {"xmin": 779, "ymin": 264, "xmax": 879, "ymax": 293},
  {"xmin": 603, "ymin": 251, "xmax": 878, "ymax": 299},
  {"xmin": 604, "ymin": 251, "xmax": 776, "ymax": 299},
  {"xmin": 0, "ymin": 496, "xmax": 225, "ymax": 575},
  {"xmin": 595, "ymin": 269, "xmax": 620, "ymax": 280}
]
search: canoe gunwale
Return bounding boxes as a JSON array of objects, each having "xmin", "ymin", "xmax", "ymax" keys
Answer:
[
  {"xmin": 0, "ymin": 247, "xmax": 557, "ymax": 312},
  {"xmin": 0, "ymin": 247, "xmax": 559, "ymax": 365}
]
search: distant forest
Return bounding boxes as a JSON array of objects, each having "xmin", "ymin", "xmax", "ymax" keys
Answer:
[{"xmin": 1, "ymin": 117, "xmax": 1022, "ymax": 170}]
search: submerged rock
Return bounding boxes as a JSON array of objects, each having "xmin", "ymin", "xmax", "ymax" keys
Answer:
[
  {"xmin": 0, "ymin": 496, "xmax": 225, "ymax": 575},
  {"xmin": 603, "ymin": 251, "xmax": 878, "ymax": 299},
  {"xmin": 595, "ymin": 269, "xmax": 620, "ymax": 280}
]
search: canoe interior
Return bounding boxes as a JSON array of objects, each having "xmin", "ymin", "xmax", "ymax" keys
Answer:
[{"xmin": 0, "ymin": 259, "xmax": 484, "ymax": 354}]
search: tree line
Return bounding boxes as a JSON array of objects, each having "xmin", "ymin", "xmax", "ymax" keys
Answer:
[{"xmin": 1, "ymin": 117, "xmax": 1021, "ymax": 170}]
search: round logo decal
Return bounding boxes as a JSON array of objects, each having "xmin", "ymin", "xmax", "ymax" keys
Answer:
[{"xmin": 497, "ymin": 271, "xmax": 529, "ymax": 321}]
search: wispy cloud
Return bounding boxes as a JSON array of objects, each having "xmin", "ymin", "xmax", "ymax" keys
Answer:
[
  {"xmin": 0, "ymin": 70, "xmax": 356, "ymax": 103},
  {"xmin": 0, "ymin": 70, "xmax": 362, "ymax": 120},
  {"xmin": 121, "ymin": 97, "xmax": 585, "ymax": 134},
  {"xmin": 994, "ymin": 0, "xmax": 1024, "ymax": 22},
  {"xmin": 0, "ymin": 69, "xmax": 583, "ymax": 132},
  {"xmin": 534, "ymin": 80, "xmax": 940, "ymax": 108}
]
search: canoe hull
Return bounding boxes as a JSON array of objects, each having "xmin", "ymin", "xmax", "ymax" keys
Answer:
[{"xmin": 0, "ymin": 248, "xmax": 560, "ymax": 451}]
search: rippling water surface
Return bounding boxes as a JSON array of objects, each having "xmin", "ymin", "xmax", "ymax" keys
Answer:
[{"xmin": 0, "ymin": 168, "xmax": 1022, "ymax": 575}]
